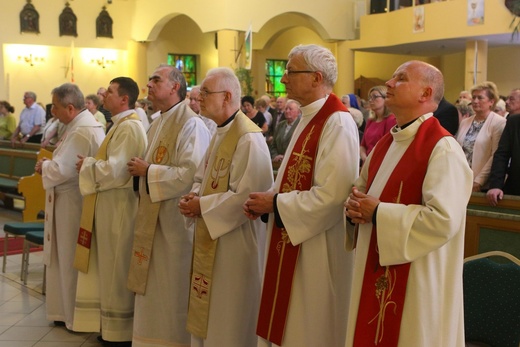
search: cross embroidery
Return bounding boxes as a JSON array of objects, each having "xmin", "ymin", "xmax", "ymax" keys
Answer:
[
  {"xmin": 77, "ymin": 228, "xmax": 92, "ymax": 248},
  {"xmin": 192, "ymin": 274, "xmax": 209, "ymax": 298},
  {"xmin": 133, "ymin": 247, "xmax": 149, "ymax": 265}
]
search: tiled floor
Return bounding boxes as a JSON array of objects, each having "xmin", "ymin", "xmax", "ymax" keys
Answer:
[{"xmin": 0, "ymin": 207, "xmax": 100, "ymax": 347}]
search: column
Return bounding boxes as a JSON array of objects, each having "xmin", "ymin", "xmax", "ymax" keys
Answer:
[
  {"xmin": 465, "ymin": 40, "xmax": 488, "ymax": 89},
  {"xmin": 335, "ymin": 41, "xmax": 355, "ymax": 96},
  {"xmin": 217, "ymin": 30, "xmax": 241, "ymax": 69}
]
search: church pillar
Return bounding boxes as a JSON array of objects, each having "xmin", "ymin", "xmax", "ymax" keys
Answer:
[
  {"xmin": 335, "ymin": 42, "xmax": 355, "ymax": 96},
  {"xmin": 127, "ymin": 40, "xmax": 149, "ymax": 97},
  {"xmin": 217, "ymin": 30, "xmax": 241, "ymax": 69},
  {"xmin": 465, "ymin": 40, "xmax": 488, "ymax": 90}
]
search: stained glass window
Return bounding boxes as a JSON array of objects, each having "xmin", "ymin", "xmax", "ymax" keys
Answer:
[
  {"xmin": 167, "ymin": 54, "xmax": 197, "ymax": 87},
  {"xmin": 265, "ymin": 59, "xmax": 287, "ymax": 97}
]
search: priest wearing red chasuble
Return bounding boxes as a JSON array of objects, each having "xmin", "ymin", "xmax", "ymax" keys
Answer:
[
  {"xmin": 244, "ymin": 44, "xmax": 359, "ymax": 347},
  {"xmin": 345, "ymin": 61, "xmax": 473, "ymax": 347}
]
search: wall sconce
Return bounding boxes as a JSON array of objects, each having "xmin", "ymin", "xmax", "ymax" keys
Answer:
[
  {"xmin": 17, "ymin": 54, "xmax": 45, "ymax": 66},
  {"xmin": 91, "ymin": 56, "xmax": 115, "ymax": 69}
]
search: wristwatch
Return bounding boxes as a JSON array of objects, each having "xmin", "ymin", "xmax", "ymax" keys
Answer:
[{"xmin": 25, "ymin": 134, "xmax": 31, "ymax": 138}]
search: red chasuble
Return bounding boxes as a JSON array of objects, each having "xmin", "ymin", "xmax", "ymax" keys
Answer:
[
  {"xmin": 257, "ymin": 94, "xmax": 347, "ymax": 345},
  {"xmin": 353, "ymin": 116, "xmax": 449, "ymax": 346}
]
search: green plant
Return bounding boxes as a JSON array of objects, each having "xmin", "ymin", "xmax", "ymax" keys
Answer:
[
  {"xmin": 235, "ymin": 67, "xmax": 254, "ymax": 96},
  {"xmin": 505, "ymin": 0, "xmax": 520, "ymax": 39}
]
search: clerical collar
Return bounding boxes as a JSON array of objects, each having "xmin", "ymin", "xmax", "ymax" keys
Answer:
[
  {"xmin": 160, "ymin": 100, "xmax": 183, "ymax": 114},
  {"xmin": 397, "ymin": 117, "xmax": 420, "ymax": 130},
  {"xmin": 218, "ymin": 111, "xmax": 237, "ymax": 128}
]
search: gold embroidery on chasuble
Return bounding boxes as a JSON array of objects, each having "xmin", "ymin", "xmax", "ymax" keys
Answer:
[
  {"xmin": 187, "ymin": 111, "xmax": 261, "ymax": 339},
  {"xmin": 127, "ymin": 103, "xmax": 195, "ymax": 295}
]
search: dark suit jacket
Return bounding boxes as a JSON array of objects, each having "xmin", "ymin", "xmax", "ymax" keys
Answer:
[
  {"xmin": 269, "ymin": 117, "xmax": 300, "ymax": 159},
  {"xmin": 488, "ymin": 113, "xmax": 520, "ymax": 195},
  {"xmin": 433, "ymin": 97, "xmax": 459, "ymax": 135},
  {"xmin": 268, "ymin": 110, "xmax": 285, "ymax": 137}
]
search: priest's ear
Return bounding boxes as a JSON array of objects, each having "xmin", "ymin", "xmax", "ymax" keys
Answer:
[{"xmin": 419, "ymin": 86, "xmax": 433, "ymax": 102}]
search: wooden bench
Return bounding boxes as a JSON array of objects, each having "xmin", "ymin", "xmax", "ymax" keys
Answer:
[
  {"xmin": 0, "ymin": 140, "xmax": 54, "ymax": 211},
  {"xmin": 465, "ymin": 192, "xmax": 520, "ymax": 259}
]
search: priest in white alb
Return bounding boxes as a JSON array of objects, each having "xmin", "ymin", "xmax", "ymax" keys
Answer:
[
  {"xmin": 179, "ymin": 67, "xmax": 273, "ymax": 347},
  {"xmin": 345, "ymin": 61, "xmax": 473, "ymax": 347},
  {"xmin": 127, "ymin": 64, "xmax": 211, "ymax": 347},
  {"xmin": 244, "ymin": 44, "xmax": 359, "ymax": 347},
  {"xmin": 74, "ymin": 77, "xmax": 147, "ymax": 346},
  {"xmin": 36, "ymin": 83, "xmax": 105, "ymax": 331}
]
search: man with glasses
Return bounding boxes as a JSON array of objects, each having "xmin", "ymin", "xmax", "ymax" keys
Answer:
[
  {"xmin": 179, "ymin": 67, "xmax": 273, "ymax": 347},
  {"xmin": 127, "ymin": 64, "xmax": 210, "ymax": 347},
  {"xmin": 11, "ymin": 91, "xmax": 46, "ymax": 145},
  {"xmin": 487, "ymin": 88, "xmax": 520, "ymax": 205},
  {"xmin": 244, "ymin": 44, "xmax": 359, "ymax": 347}
]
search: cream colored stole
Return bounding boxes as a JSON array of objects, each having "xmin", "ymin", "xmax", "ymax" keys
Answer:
[
  {"xmin": 127, "ymin": 104, "xmax": 193, "ymax": 295},
  {"xmin": 73, "ymin": 113, "xmax": 140, "ymax": 273},
  {"xmin": 186, "ymin": 112, "xmax": 261, "ymax": 338}
]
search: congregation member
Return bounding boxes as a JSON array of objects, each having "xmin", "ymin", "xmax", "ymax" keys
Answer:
[
  {"xmin": 456, "ymin": 81, "xmax": 506, "ymax": 192},
  {"xmin": 433, "ymin": 96, "xmax": 459, "ymax": 135},
  {"xmin": 40, "ymin": 113, "xmax": 63, "ymax": 147},
  {"xmin": 127, "ymin": 64, "xmax": 210, "ymax": 347},
  {"xmin": 242, "ymin": 95, "xmax": 268, "ymax": 134},
  {"xmin": 269, "ymin": 99, "xmax": 301, "ymax": 164},
  {"xmin": 36, "ymin": 83, "xmax": 105, "ymax": 331},
  {"xmin": 487, "ymin": 88, "xmax": 520, "ymax": 205},
  {"xmin": 244, "ymin": 44, "xmax": 359, "ymax": 347},
  {"xmin": 0, "ymin": 101, "xmax": 17, "ymax": 140},
  {"xmin": 179, "ymin": 67, "xmax": 273, "ymax": 347},
  {"xmin": 360, "ymin": 86, "xmax": 396, "ymax": 164},
  {"xmin": 97, "ymin": 87, "xmax": 113, "ymax": 131},
  {"xmin": 10, "ymin": 91, "xmax": 46, "ymax": 145},
  {"xmin": 85, "ymin": 94, "xmax": 108, "ymax": 130},
  {"xmin": 458, "ymin": 90, "xmax": 472, "ymax": 104},
  {"xmin": 255, "ymin": 97, "xmax": 273, "ymax": 128},
  {"xmin": 456, "ymin": 99, "xmax": 474, "ymax": 124},
  {"xmin": 341, "ymin": 94, "xmax": 365, "ymax": 140},
  {"xmin": 345, "ymin": 60, "xmax": 472, "ymax": 346},
  {"xmin": 74, "ymin": 77, "xmax": 147, "ymax": 346},
  {"xmin": 267, "ymin": 96, "xmax": 287, "ymax": 143},
  {"xmin": 188, "ymin": 85, "xmax": 217, "ymax": 136}
]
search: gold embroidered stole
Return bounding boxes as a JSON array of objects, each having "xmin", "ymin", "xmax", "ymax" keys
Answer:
[
  {"xmin": 127, "ymin": 103, "xmax": 193, "ymax": 294},
  {"xmin": 73, "ymin": 113, "xmax": 140, "ymax": 273},
  {"xmin": 256, "ymin": 94, "xmax": 346, "ymax": 345},
  {"xmin": 186, "ymin": 112, "xmax": 261, "ymax": 338},
  {"xmin": 353, "ymin": 117, "xmax": 449, "ymax": 346}
]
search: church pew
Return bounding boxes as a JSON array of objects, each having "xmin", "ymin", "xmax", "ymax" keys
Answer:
[{"xmin": 465, "ymin": 192, "xmax": 520, "ymax": 259}]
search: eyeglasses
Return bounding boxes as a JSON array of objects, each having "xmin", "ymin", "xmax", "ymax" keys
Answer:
[
  {"xmin": 284, "ymin": 69, "xmax": 317, "ymax": 76},
  {"xmin": 368, "ymin": 95, "xmax": 384, "ymax": 101},
  {"xmin": 200, "ymin": 89, "xmax": 227, "ymax": 99}
]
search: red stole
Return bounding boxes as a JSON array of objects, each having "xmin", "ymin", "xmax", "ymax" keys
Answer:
[
  {"xmin": 257, "ymin": 94, "xmax": 347, "ymax": 345},
  {"xmin": 353, "ymin": 116, "xmax": 449, "ymax": 346}
]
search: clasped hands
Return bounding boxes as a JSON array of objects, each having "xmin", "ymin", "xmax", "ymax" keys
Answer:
[
  {"xmin": 179, "ymin": 192, "xmax": 201, "ymax": 218},
  {"xmin": 344, "ymin": 187, "xmax": 380, "ymax": 224}
]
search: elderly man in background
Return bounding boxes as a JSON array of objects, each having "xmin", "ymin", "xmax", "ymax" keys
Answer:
[
  {"xmin": 127, "ymin": 64, "xmax": 210, "ymax": 347},
  {"xmin": 269, "ymin": 99, "xmax": 301, "ymax": 165},
  {"xmin": 180, "ymin": 67, "xmax": 273, "ymax": 347},
  {"xmin": 244, "ymin": 44, "xmax": 359, "ymax": 347},
  {"xmin": 345, "ymin": 61, "xmax": 472, "ymax": 346},
  {"xmin": 188, "ymin": 85, "xmax": 217, "ymax": 136},
  {"xmin": 35, "ymin": 83, "xmax": 105, "ymax": 331},
  {"xmin": 267, "ymin": 96, "xmax": 287, "ymax": 143},
  {"xmin": 11, "ymin": 91, "xmax": 46, "ymax": 145}
]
